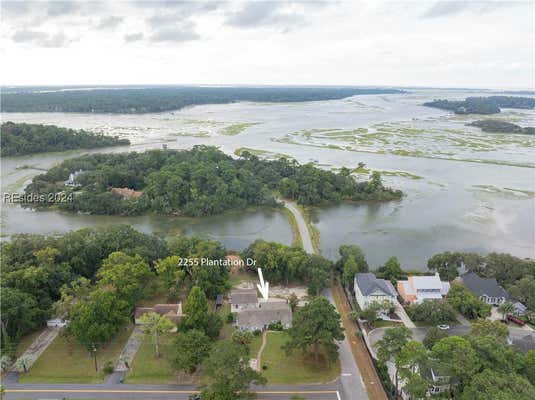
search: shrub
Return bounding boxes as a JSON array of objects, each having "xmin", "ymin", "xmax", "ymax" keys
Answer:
[
  {"xmin": 103, "ymin": 360, "xmax": 115, "ymax": 374},
  {"xmin": 267, "ymin": 321, "xmax": 283, "ymax": 331},
  {"xmin": 226, "ymin": 312, "xmax": 234, "ymax": 323},
  {"xmin": 253, "ymin": 329, "xmax": 262, "ymax": 336}
]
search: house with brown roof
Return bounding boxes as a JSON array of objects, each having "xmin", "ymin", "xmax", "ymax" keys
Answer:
[{"xmin": 134, "ymin": 303, "xmax": 184, "ymax": 326}]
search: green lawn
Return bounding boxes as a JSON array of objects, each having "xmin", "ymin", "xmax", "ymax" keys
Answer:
[
  {"xmin": 125, "ymin": 334, "xmax": 198, "ymax": 384},
  {"xmin": 259, "ymin": 331, "xmax": 340, "ymax": 384},
  {"xmin": 19, "ymin": 325, "xmax": 133, "ymax": 383},
  {"xmin": 248, "ymin": 334, "xmax": 263, "ymax": 357}
]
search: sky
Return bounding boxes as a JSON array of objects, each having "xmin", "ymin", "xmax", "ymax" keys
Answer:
[{"xmin": 1, "ymin": 0, "xmax": 534, "ymax": 89}]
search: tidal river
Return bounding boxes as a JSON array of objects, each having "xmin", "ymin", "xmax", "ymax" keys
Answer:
[{"xmin": 2, "ymin": 88, "xmax": 534, "ymax": 269}]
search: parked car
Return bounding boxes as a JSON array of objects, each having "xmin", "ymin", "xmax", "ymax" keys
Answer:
[
  {"xmin": 46, "ymin": 318, "xmax": 69, "ymax": 328},
  {"xmin": 507, "ymin": 315, "xmax": 526, "ymax": 326},
  {"xmin": 188, "ymin": 395, "xmax": 201, "ymax": 400},
  {"xmin": 437, "ymin": 324, "xmax": 450, "ymax": 330}
]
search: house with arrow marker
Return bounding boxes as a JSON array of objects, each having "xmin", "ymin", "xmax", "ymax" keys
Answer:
[
  {"xmin": 229, "ymin": 269, "xmax": 292, "ymax": 331},
  {"xmin": 230, "ymin": 289, "xmax": 293, "ymax": 331}
]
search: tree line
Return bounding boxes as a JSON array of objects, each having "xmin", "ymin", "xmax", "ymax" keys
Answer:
[
  {"xmin": 1, "ymin": 86, "xmax": 404, "ymax": 114},
  {"xmin": 423, "ymin": 96, "xmax": 535, "ymax": 114},
  {"xmin": 25, "ymin": 146, "xmax": 402, "ymax": 216},
  {"xmin": 1, "ymin": 122, "xmax": 129, "ymax": 156},
  {"xmin": 468, "ymin": 119, "xmax": 535, "ymax": 135}
]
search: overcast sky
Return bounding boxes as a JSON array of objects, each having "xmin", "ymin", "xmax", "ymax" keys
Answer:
[{"xmin": 1, "ymin": 0, "xmax": 534, "ymax": 89}]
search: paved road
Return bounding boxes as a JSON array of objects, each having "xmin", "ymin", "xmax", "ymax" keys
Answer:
[
  {"xmin": 324, "ymin": 289, "xmax": 369, "ymax": 400},
  {"xmin": 281, "ymin": 200, "xmax": 314, "ymax": 254},
  {"xmin": 3, "ymin": 383, "xmax": 341, "ymax": 400},
  {"xmin": 368, "ymin": 325, "xmax": 535, "ymax": 356}
]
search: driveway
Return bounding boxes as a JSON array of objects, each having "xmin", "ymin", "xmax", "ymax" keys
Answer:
[
  {"xmin": 394, "ymin": 302, "xmax": 415, "ymax": 328},
  {"xmin": 10, "ymin": 327, "xmax": 59, "ymax": 372}
]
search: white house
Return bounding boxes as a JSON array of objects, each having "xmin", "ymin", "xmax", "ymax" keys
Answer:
[
  {"xmin": 397, "ymin": 273, "xmax": 450, "ymax": 304},
  {"xmin": 354, "ymin": 273, "xmax": 397, "ymax": 312}
]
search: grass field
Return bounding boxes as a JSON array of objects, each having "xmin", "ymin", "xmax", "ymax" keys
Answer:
[
  {"xmin": 19, "ymin": 325, "xmax": 133, "ymax": 383},
  {"xmin": 248, "ymin": 334, "xmax": 263, "ymax": 357},
  {"xmin": 125, "ymin": 334, "xmax": 198, "ymax": 385},
  {"xmin": 259, "ymin": 331, "xmax": 340, "ymax": 384}
]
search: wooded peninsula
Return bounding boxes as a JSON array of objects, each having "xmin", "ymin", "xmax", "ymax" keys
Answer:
[
  {"xmin": 423, "ymin": 96, "xmax": 535, "ymax": 114},
  {"xmin": 24, "ymin": 146, "xmax": 402, "ymax": 216},
  {"xmin": 1, "ymin": 122, "xmax": 130, "ymax": 156},
  {"xmin": 1, "ymin": 86, "xmax": 404, "ymax": 114},
  {"xmin": 468, "ymin": 120, "xmax": 535, "ymax": 134}
]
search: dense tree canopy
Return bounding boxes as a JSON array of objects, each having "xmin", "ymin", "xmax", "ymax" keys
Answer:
[
  {"xmin": 1, "ymin": 122, "xmax": 129, "ymax": 156},
  {"xmin": 1, "ymin": 86, "xmax": 404, "ymax": 114},
  {"xmin": 242, "ymin": 240, "xmax": 332, "ymax": 292},
  {"xmin": 423, "ymin": 96, "xmax": 535, "ymax": 114},
  {"xmin": 24, "ymin": 146, "xmax": 402, "ymax": 216},
  {"xmin": 469, "ymin": 119, "xmax": 535, "ymax": 134}
]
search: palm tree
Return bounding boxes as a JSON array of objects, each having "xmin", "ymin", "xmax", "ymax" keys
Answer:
[
  {"xmin": 498, "ymin": 302, "xmax": 515, "ymax": 320},
  {"xmin": 138, "ymin": 312, "xmax": 175, "ymax": 358}
]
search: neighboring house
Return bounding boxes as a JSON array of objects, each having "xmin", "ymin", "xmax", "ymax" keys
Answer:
[
  {"xmin": 354, "ymin": 273, "xmax": 397, "ymax": 312},
  {"xmin": 236, "ymin": 299, "xmax": 292, "ymax": 331},
  {"xmin": 397, "ymin": 273, "xmax": 450, "ymax": 304},
  {"xmin": 134, "ymin": 303, "xmax": 184, "ymax": 325},
  {"xmin": 230, "ymin": 289, "xmax": 259, "ymax": 312},
  {"xmin": 513, "ymin": 301, "xmax": 527, "ymax": 316},
  {"xmin": 65, "ymin": 170, "xmax": 84, "ymax": 186},
  {"xmin": 423, "ymin": 364, "xmax": 455, "ymax": 396},
  {"xmin": 460, "ymin": 271, "xmax": 508, "ymax": 305}
]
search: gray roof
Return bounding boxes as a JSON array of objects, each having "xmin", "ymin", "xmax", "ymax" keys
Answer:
[
  {"xmin": 461, "ymin": 271, "xmax": 509, "ymax": 299},
  {"xmin": 511, "ymin": 334, "xmax": 535, "ymax": 353},
  {"xmin": 237, "ymin": 301, "xmax": 292, "ymax": 329},
  {"xmin": 355, "ymin": 273, "xmax": 397, "ymax": 297},
  {"xmin": 230, "ymin": 289, "xmax": 258, "ymax": 305}
]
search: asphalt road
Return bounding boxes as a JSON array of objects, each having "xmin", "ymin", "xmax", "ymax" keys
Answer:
[
  {"xmin": 3, "ymin": 383, "xmax": 341, "ymax": 400},
  {"xmin": 282, "ymin": 199, "xmax": 368, "ymax": 400},
  {"xmin": 281, "ymin": 200, "xmax": 315, "ymax": 254},
  {"xmin": 324, "ymin": 289, "xmax": 369, "ymax": 400}
]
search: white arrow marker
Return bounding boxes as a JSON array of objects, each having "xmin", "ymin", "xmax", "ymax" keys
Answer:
[{"xmin": 256, "ymin": 268, "xmax": 269, "ymax": 299}]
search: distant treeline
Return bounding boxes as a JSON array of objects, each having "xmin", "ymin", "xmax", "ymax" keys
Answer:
[
  {"xmin": 469, "ymin": 120, "xmax": 535, "ymax": 135},
  {"xmin": 423, "ymin": 96, "xmax": 535, "ymax": 114},
  {"xmin": 24, "ymin": 146, "xmax": 402, "ymax": 216},
  {"xmin": 1, "ymin": 122, "xmax": 130, "ymax": 156},
  {"xmin": 1, "ymin": 86, "xmax": 405, "ymax": 114}
]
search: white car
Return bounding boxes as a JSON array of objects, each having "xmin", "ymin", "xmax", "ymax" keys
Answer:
[
  {"xmin": 437, "ymin": 324, "xmax": 450, "ymax": 330},
  {"xmin": 46, "ymin": 318, "xmax": 69, "ymax": 328}
]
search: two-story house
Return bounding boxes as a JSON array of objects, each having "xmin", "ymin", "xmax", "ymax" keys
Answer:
[
  {"xmin": 354, "ymin": 273, "xmax": 398, "ymax": 313},
  {"xmin": 459, "ymin": 271, "xmax": 508, "ymax": 306},
  {"xmin": 397, "ymin": 272, "xmax": 450, "ymax": 304}
]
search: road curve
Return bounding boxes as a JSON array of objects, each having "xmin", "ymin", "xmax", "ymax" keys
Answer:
[{"xmin": 281, "ymin": 200, "xmax": 315, "ymax": 254}]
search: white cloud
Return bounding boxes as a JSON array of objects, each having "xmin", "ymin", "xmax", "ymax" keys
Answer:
[{"xmin": 0, "ymin": 0, "xmax": 533, "ymax": 88}]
